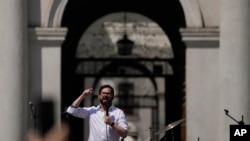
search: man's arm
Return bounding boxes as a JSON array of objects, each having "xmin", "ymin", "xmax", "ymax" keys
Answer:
[
  {"xmin": 71, "ymin": 88, "xmax": 93, "ymax": 107},
  {"xmin": 110, "ymin": 122, "xmax": 128, "ymax": 138},
  {"xmin": 104, "ymin": 112, "xmax": 128, "ymax": 138},
  {"xmin": 66, "ymin": 88, "xmax": 93, "ymax": 118}
]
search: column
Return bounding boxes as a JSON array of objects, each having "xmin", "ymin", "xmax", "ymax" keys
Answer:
[
  {"xmin": 0, "ymin": 0, "xmax": 28, "ymax": 141},
  {"xmin": 28, "ymin": 27, "xmax": 67, "ymax": 127},
  {"xmin": 220, "ymin": 0, "xmax": 250, "ymax": 141}
]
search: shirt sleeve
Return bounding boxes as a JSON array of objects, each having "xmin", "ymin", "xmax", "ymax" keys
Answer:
[
  {"xmin": 117, "ymin": 110, "xmax": 129, "ymax": 131},
  {"xmin": 66, "ymin": 106, "xmax": 90, "ymax": 119}
]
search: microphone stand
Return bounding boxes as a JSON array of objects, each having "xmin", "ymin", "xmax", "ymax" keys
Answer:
[
  {"xmin": 29, "ymin": 102, "xmax": 39, "ymax": 133},
  {"xmin": 159, "ymin": 128, "xmax": 175, "ymax": 141},
  {"xmin": 159, "ymin": 130, "xmax": 175, "ymax": 141},
  {"xmin": 170, "ymin": 129, "xmax": 175, "ymax": 141},
  {"xmin": 149, "ymin": 126, "xmax": 154, "ymax": 141},
  {"xmin": 224, "ymin": 109, "xmax": 244, "ymax": 125},
  {"xmin": 105, "ymin": 103, "xmax": 111, "ymax": 141}
]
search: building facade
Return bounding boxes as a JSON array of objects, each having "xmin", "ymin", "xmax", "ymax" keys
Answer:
[{"xmin": 0, "ymin": 0, "xmax": 249, "ymax": 141}]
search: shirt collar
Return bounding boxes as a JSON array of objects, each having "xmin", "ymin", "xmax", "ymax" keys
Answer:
[{"xmin": 97, "ymin": 104, "xmax": 114, "ymax": 111}]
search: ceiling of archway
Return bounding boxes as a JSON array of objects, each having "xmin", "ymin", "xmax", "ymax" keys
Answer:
[{"xmin": 76, "ymin": 12, "xmax": 173, "ymax": 59}]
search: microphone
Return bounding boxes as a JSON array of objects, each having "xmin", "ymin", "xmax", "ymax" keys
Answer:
[
  {"xmin": 224, "ymin": 109, "xmax": 229, "ymax": 115},
  {"xmin": 29, "ymin": 101, "xmax": 34, "ymax": 110},
  {"xmin": 105, "ymin": 103, "xmax": 111, "ymax": 116},
  {"xmin": 29, "ymin": 101, "xmax": 36, "ymax": 119}
]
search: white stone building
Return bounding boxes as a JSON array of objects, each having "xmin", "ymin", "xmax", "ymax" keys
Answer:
[{"xmin": 0, "ymin": 0, "xmax": 249, "ymax": 141}]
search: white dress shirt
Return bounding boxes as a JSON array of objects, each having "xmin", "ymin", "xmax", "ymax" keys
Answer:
[{"xmin": 67, "ymin": 105, "xmax": 128, "ymax": 141}]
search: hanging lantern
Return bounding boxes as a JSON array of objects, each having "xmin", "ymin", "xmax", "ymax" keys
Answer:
[{"xmin": 116, "ymin": 12, "xmax": 134, "ymax": 56}]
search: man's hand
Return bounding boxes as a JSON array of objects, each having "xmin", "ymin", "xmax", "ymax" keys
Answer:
[
  {"xmin": 104, "ymin": 115, "xmax": 113, "ymax": 126},
  {"xmin": 27, "ymin": 123, "xmax": 69, "ymax": 141},
  {"xmin": 71, "ymin": 88, "xmax": 93, "ymax": 108},
  {"xmin": 82, "ymin": 88, "xmax": 93, "ymax": 96}
]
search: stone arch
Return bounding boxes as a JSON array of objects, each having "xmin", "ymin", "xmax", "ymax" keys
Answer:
[
  {"xmin": 76, "ymin": 12, "xmax": 173, "ymax": 59},
  {"xmin": 49, "ymin": 0, "xmax": 68, "ymax": 27},
  {"xmin": 34, "ymin": 0, "xmax": 68, "ymax": 27},
  {"xmin": 180, "ymin": 0, "xmax": 220, "ymax": 27},
  {"xmin": 61, "ymin": 1, "xmax": 186, "ymax": 140}
]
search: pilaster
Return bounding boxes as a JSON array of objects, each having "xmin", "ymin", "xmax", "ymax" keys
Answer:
[{"xmin": 220, "ymin": 0, "xmax": 250, "ymax": 141}]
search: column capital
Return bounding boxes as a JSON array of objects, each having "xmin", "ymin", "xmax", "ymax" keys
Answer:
[
  {"xmin": 28, "ymin": 27, "xmax": 68, "ymax": 42},
  {"xmin": 180, "ymin": 28, "xmax": 219, "ymax": 48}
]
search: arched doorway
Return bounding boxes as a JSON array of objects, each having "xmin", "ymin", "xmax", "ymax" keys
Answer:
[
  {"xmin": 61, "ymin": 2, "xmax": 186, "ymax": 141},
  {"xmin": 74, "ymin": 12, "xmax": 173, "ymax": 140}
]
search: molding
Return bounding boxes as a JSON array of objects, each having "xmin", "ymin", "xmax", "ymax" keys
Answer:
[
  {"xmin": 41, "ymin": 0, "xmax": 68, "ymax": 27},
  {"xmin": 28, "ymin": 27, "xmax": 68, "ymax": 41},
  {"xmin": 50, "ymin": 0, "xmax": 68, "ymax": 27},
  {"xmin": 180, "ymin": 28, "xmax": 220, "ymax": 48}
]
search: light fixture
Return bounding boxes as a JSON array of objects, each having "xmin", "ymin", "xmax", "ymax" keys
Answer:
[{"xmin": 116, "ymin": 12, "xmax": 134, "ymax": 56}]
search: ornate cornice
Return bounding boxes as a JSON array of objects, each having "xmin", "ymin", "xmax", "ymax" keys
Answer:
[
  {"xmin": 180, "ymin": 28, "xmax": 220, "ymax": 48},
  {"xmin": 28, "ymin": 27, "xmax": 68, "ymax": 41}
]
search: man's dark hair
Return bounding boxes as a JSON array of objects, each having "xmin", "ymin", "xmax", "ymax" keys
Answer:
[{"xmin": 99, "ymin": 84, "xmax": 114, "ymax": 95}]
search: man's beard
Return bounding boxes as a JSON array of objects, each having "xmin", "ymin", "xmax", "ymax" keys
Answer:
[{"xmin": 100, "ymin": 98, "xmax": 111, "ymax": 106}]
